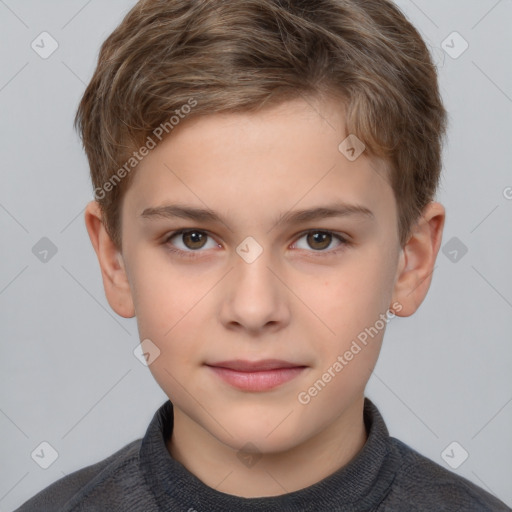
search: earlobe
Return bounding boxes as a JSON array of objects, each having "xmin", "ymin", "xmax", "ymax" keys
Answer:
[
  {"xmin": 391, "ymin": 202, "xmax": 445, "ymax": 317},
  {"xmin": 84, "ymin": 201, "xmax": 135, "ymax": 318}
]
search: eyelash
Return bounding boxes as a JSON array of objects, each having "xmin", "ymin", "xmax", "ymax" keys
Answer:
[{"xmin": 163, "ymin": 229, "xmax": 351, "ymax": 260}]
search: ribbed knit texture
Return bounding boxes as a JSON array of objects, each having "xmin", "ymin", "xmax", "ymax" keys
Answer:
[{"xmin": 15, "ymin": 398, "xmax": 511, "ymax": 511}]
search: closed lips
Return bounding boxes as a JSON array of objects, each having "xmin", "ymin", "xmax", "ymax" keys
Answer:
[{"xmin": 206, "ymin": 359, "xmax": 307, "ymax": 372}]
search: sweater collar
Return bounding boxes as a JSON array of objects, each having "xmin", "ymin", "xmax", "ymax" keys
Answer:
[{"xmin": 140, "ymin": 397, "xmax": 397, "ymax": 511}]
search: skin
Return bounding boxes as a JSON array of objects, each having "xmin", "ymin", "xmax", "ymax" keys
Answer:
[{"xmin": 85, "ymin": 95, "xmax": 445, "ymax": 498}]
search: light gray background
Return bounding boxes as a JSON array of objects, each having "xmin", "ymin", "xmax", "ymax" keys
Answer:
[{"xmin": 1, "ymin": 0, "xmax": 511, "ymax": 510}]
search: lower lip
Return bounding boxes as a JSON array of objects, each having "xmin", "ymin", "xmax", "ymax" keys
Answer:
[{"xmin": 207, "ymin": 366, "xmax": 306, "ymax": 391}]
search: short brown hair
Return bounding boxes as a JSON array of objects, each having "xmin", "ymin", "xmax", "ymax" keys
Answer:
[{"xmin": 75, "ymin": 0, "xmax": 447, "ymax": 250}]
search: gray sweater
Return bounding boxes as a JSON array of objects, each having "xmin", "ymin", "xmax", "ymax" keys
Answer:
[{"xmin": 15, "ymin": 398, "xmax": 511, "ymax": 511}]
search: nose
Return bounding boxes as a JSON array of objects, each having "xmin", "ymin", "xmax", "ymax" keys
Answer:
[{"xmin": 219, "ymin": 247, "xmax": 291, "ymax": 335}]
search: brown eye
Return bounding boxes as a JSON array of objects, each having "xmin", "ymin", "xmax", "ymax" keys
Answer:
[
  {"xmin": 306, "ymin": 231, "xmax": 333, "ymax": 251},
  {"xmin": 293, "ymin": 230, "xmax": 347, "ymax": 254},
  {"xmin": 181, "ymin": 230, "xmax": 208, "ymax": 249},
  {"xmin": 164, "ymin": 229, "xmax": 220, "ymax": 259}
]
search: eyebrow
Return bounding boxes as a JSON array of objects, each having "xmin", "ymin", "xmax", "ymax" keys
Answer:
[{"xmin": 140, "ymin": 202, "xmax": 374, "ymax": 229}]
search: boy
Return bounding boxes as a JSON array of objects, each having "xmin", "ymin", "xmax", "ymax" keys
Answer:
[{"xmin": 16, "ymin": 0, "xmax": 511, "ymax": 510}]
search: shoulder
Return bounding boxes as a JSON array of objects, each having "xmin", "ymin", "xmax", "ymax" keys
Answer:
[
  {"xmin": 14, "ymin": 438, "xmax": 156, "ymax": 512},
  {"xmin": 381, "ymin": 437, "xmax": 511, "ymax": 511}
]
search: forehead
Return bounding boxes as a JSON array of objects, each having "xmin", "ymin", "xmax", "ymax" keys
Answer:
[{"xmin": 123, "ymin": 96, "xmax": 395, "ymax": 228}]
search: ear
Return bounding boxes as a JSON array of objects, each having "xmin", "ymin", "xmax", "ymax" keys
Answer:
[
  {"xmin": 84, "ymin": 201, "xmax": 135, "ymax": 318},
  {"xmin": 391, "ymin": 202, "xmax": 445, "ymax": 317}
]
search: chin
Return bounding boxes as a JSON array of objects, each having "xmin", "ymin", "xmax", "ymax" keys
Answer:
[{"xmin": 214, "ymin": 419, "xmax": 307, "ymax": 455}]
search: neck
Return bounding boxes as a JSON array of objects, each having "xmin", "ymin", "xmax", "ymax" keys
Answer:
[{"xmin": 166, "ymin": 397, "xmax": 367, "ymax": 498}]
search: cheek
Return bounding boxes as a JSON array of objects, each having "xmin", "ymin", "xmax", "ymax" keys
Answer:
[
  {"xmin": 316, "ymin": 252, "xmax": 396, "ymax": 348},
  {"xmin": 132, "ymin": 277, "xmax": 204, "ymax": 402},
  {"xmin": 127, "ymin": 248, "xmax": 209, "ymax": 338},
  {"xmin": 131, "ymin": 275, "xmax": 183, "ymax": 339}
]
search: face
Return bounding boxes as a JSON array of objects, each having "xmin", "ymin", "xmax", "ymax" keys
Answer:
[{"xmin": 119, "ymin": 96, "xmax": 403, "ymax": 453}]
